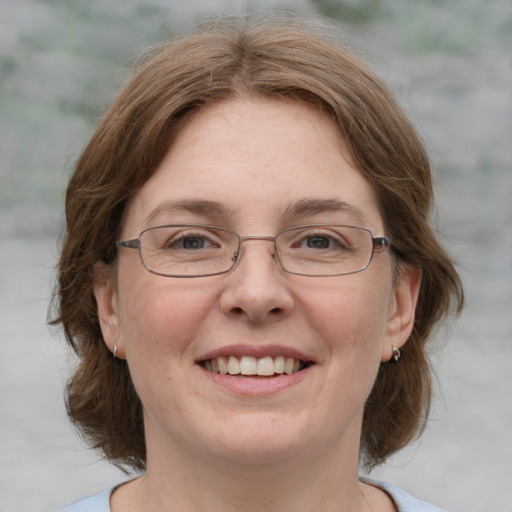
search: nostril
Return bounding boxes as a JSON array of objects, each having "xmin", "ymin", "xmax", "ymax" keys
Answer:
[{"xmin": 269, "ymin": 307, "xmax": 282, "ymax": 315}]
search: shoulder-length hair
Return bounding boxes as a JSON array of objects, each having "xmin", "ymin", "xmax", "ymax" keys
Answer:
[{"xmin": 52, "ymin": 14, "xmax": 463, "ymax": 472}]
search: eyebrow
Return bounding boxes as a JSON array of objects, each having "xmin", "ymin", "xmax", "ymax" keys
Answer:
[
  {"xmin": 145, "ymin": 199, "xmax": 235, "ymax": 226},
  {"xmin": 282, "ymin": 198, "xmax": 369, "ymax": 226},
  {"xmin": 144, "ymin": 197, "xmax": 369, "ymax": 227}
]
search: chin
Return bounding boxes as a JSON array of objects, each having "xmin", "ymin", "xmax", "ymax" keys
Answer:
[
  {"xmin": 197, "ymin": 413, "xmax": 313, "ymax": 467},
  {"xmin": 213, "ymin": 437, "xmax": 306, "ymax": 467}
]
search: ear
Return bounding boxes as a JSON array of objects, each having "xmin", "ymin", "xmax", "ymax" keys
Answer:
[
  {"xmin": 381, "ymin": 264, "xmax": 422, "ymax": 362},
  {"xmin": 93, "ymin": 262, "xmax": 125, "ymax": 359}
]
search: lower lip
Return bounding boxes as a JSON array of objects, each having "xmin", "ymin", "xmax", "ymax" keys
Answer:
[{"xmin": 198, "ymin": 365, "xmax": 313, "ymax": 395}]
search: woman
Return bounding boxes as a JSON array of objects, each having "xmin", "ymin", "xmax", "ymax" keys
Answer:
[{"xmin": 53, "ymin": 14, "xmax": 463, "ymax": 512}]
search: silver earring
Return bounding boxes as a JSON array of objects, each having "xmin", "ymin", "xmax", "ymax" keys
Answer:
[
  {"xmin": 392, "ymin": 346, "xmax": 401, "ymax": 362},
  {"xmin": 113, "ymin": 344, "xmax": 118, "ymax": 358}
]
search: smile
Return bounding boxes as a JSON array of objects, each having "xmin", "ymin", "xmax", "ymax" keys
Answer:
[{"xmin": 200, "ymin": 355, "xmax": 309, "ymax": 376}]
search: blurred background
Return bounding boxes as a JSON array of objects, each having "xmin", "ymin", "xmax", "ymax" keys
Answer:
[{"xmin": 1, "ymin": 0, "xmax": 511, "ymax": 510}]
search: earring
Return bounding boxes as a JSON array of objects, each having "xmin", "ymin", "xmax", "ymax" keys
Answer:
[
  {"xmin": 113, "ymin": 344, "xmax": 118, "ymax": 358},
  {"xmin": 392, "ymin": 346, "xmax": 401, "ymax": 362}
]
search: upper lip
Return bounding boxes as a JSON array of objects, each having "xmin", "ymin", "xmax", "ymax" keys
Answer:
[{"xmin": 195, "ymin": 344, "xmax": 315, "ymax": 363}]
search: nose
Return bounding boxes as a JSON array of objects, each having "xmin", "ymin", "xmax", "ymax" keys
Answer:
[{"xmin": 219, "ymin": 238, "xmax": 294, "ymax": 324}]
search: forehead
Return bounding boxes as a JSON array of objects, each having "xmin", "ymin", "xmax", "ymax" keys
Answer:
[{"xmin": 122, "ymin": 97, "xmax": 383, "ymax": 234}]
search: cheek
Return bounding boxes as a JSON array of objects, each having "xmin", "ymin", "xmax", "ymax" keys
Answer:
[
  {"xmin": 303, "ymin": 280, "xmax": 390, "ymax": 339},
  {"xmin": 296, "ymin": 274, "xmax": 393, "ymax": 373},
  {"xmin": 116, "ymin": 276, "xmax": 221, "ymax": 418},
  {"xmin": 117, "ymin": 272, "xmax": 219, "ymax": 362}
]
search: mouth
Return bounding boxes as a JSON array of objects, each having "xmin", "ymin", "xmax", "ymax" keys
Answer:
[{"xmin": 199, "ymin": 355, "xmax": 312, "ymax": 377}]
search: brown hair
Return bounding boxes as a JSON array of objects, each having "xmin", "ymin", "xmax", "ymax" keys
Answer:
[{"xmin": 52, "ymin": 14, "xmax": 463, "ymax": 472}]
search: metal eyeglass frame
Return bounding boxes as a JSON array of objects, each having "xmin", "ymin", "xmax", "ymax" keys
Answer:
[{"xmin": 116, "ymin": 223, "xmax": 390, "ymax": 278}]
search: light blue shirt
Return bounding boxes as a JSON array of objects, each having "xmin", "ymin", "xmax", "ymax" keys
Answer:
[
  {"xmin": 57, "ymin": 480, "xmax": 446, "ymax": 511},
  {"xmin": 375, "ymin": 480, "xmax": 446, "ymax": 511}
]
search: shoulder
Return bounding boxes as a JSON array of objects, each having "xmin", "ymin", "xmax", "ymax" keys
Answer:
[
  {"xmin": 362, "ymin": 478, "xmax": 447, "ymax": 512},
  {"xmin": 56, "ymin": 489, "xmax": 112, "ymax": 512}
]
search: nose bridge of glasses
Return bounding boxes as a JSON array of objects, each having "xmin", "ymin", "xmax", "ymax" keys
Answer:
[
  {"xmin": 233, "ymin": 235, "xmax": 278, "ymax": 263},
  {"xmin": 239, "ymin": 235, "xmax": 276, "ymax": 243}
]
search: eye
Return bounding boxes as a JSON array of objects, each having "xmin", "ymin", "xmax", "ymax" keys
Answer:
[
  {"xmin": 175, "ymin": 235, "xmax": 209, "ymax": 250},
  {"xmin": 166, "ymin": 231, "xmax": 220, "ymax": 250},
  {"xmin": 292, "ymin": 231, "xmax": 350, "ymax": 251},
  {"xmin": 304, "ymin": 235, "xmax": 337, "ymax": 249}
]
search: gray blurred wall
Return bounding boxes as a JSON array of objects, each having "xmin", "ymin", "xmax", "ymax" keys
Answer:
[{"xmin": 1, "ymin": 1, "xmax": 511, "ymax": 510}]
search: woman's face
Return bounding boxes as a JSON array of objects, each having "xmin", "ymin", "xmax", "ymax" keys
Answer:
[{"xmin": 95, "ymin": 97, "xmax": 419, "ymax": 468}]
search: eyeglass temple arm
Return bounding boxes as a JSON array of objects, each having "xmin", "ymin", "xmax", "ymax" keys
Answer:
[
  {"xmin": 372, "ymin": 236, "xmax": 389, "ymax": 253},
  {"xmin": 116, "ymin": 239, "xmax": 141, "ymax": 249}
]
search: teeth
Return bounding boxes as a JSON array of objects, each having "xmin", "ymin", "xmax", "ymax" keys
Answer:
[
  {"xmin": 227, "ymin": 356, "xmax": 240, "ymax": 375},
  {"xmin": 202, "ymin": 355, "xmax": 306, "ymax": 376},
  {"xmin": 257, "ymin": 356, "xmax": 274, "ymax": 376},
  {"xmin": 218, "ymin": 356, "xmax": 228, "ymax": 375},
  {"xmin": 284, "ymin": 357, "xmax": 295, "ymax": 375},
  {"xmin": 240, "ymin": 356, "xmax": 257, "ymax": 375}
]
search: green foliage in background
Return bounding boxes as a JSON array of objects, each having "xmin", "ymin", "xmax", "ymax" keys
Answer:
[
  {"xmin": 314, "ymin": 0, "xmax": 512, "ymax": 53},
  {"xmin": 1, "ymin": 0, "xmax": 510, "ymax": 236},
  {"xmin": 312, "ymin": 0, "xmax": 381, "ymax": 24},
  {"xmin": 0, "ymin": 1, "xmax": 172, "ymax": 216}
]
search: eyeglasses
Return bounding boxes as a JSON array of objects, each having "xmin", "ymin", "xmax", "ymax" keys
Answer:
[{"xmin": 116, "ymin": 224, "xmax": 389, "ymax": 278}]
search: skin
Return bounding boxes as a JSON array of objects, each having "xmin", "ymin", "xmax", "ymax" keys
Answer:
[{"xmin": 95, "ymin": 97, "xmax": 421, "ymax": 512}]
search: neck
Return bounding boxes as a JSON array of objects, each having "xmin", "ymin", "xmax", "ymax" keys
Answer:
[{"xmin": 116, "ymin": 424, "xmax": 371, "ymax": 512}]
